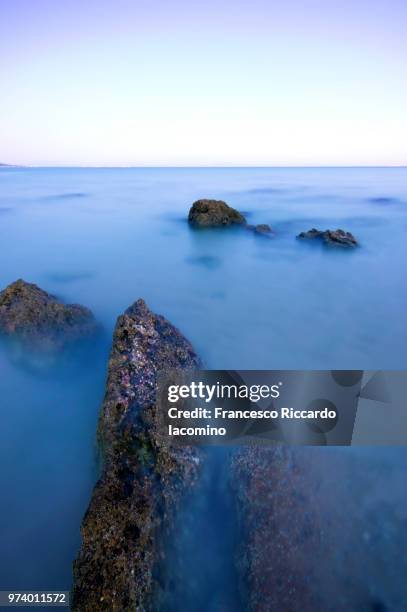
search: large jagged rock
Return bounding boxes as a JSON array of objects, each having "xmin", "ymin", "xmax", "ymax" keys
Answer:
[
  {"xmin": 72, "ymin": 299, "xmax": 201, "ymax": 611},
  {"xmin": 188, "ymin": 199, "xmax": 247, "ymax": 228},
  {"xmin": 297, "ymin": 228, "xmax": 358, "ymax": 248},
  {"xmin": 0, "ymin": 279, "xmax": 98, "ymax": 352}
]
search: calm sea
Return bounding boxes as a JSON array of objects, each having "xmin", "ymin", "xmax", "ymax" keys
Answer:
[{"xmin": 0, "ymin": 167, "xmax": 406, "ymax": 606}]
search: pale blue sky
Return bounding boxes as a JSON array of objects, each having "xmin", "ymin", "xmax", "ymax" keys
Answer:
[{"xmin": 1, "ymin": 0, "xmax": 406, "ymax": 166}]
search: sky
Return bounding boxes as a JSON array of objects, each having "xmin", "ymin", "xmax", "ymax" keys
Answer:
[{"xmin": 0, "ymin": 0, "xmax": 406, "ymax": 166}]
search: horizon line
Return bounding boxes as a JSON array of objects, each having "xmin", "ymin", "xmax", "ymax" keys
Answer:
[{"xmin": 2, "ymin": 164, "xmax": 406, "ymax": 169}]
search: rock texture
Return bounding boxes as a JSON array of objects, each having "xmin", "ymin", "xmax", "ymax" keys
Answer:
[
  {"xmin": 231, "ymin": 447, "xmax": 327, "ymax": 612},
  {"xmin": 297, "ymin": 228, "xmax": 358, "ymax": 248},
  {"xmin": 188, "ymin": 199, "xmax": 247, "ymax": 228},
  {"xmin": 0, "ymin": 279, "xmax": 98, "ymax": 352},
  {"xmin": 232, "ymin": 446, "xmax": 395, "ymax": 611},
  {"xmin": 72, "ymin": 299, "xmax": 201, "ymax": 611}
]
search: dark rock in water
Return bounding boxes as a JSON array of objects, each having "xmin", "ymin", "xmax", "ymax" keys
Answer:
[
  {"xmin": 254, "ymin": 223, "xmax": 272, "ymax": 235},
  {"xmin": 297, "ymin": 228, "xmax": 324, "ymax": 241},
  {"xmin": 247, "ymin": 223, "xmax": 273, "ymax": 236},
  {"xmin": 188, "ymin": 199, "xmax": 246, "ymax": 228},
  {"xmin": 187, "ymin": 200, "xmax": 275, "ymax": 238},
  {"xmin": 297, "ymin": 228, "xmax": 358, "ymax": 248},
  {"xmin": 0, "ymin": 279, "xmax": 98, "ymax": 352},
  {"xmin": 72, "ymin": 299, "xmax": 201, "ymax": 612}
]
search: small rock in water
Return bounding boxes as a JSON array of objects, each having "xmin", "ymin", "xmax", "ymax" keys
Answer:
[
  {"xmin": 188, "ymin": 199, "xmax": 246, "ymax": 227},
  {"xmin": 0, "ymin": 278, "xmax": 99, "ymax": 353},
  {"xmin": 297, "ymin": 228, "xmax": 358, "ymax": 248},
  {"xmin": 247, "ymin": 223, "xmax": 273, "ymax": 236}
]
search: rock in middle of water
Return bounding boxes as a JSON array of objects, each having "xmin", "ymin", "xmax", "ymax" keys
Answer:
[
  {"xmin": 0, "ymin": 278, "xmax": 98, "ymax": 353},
  {"xmin": 247, "ymin": 223, "xmax": 273, "ymax": 236},
  {"xmin": 188, "ymin": 199, "xmax": 247, "ymax": 227},
  {"xmin": 297, "ymin": 228, "xmax": 358, "ymax": 248},
  {"xmin": 72, "ymin": 298, "xmax": 201, "ymax": 611}
]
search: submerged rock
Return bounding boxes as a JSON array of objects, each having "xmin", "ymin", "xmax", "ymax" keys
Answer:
[
  {"xmin": 369, "ymin": 196, "xmax": 398, "ymax": 205},
  {"xmin": 247, "ymin": 223, "xmax": 273, "ymax": 236},
  {"xmin": 254, "ymin": 223, "xmax": 273, "ymax": 235},
  {"xmin": 188, "ymin": 199, "xmax": 247, "ymax": 228},
  {"xmin": 0, "ymin": 279, "xmax": 98, "ymax": 352},
  {"xmin": 297, "ymin": 228, "xmax": 358, "ymax": 248},
  {"xmin": 231, "ymin": 447, "xmax": 327, "ymax": 612},
  {"xmin": 231, "ymin": 446, "xmax": 397, "ymax": 611},
  {"xmin": 72, "ymin": 299, "xmax": 201, "ymax": 611}
]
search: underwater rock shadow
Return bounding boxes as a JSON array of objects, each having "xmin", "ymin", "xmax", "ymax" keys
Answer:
[
  {"xmin": 341, "ymin": 216, "xmax": 389, "ymax": 228},
  {"xmin": 42, "ymin": 192, "xmax": 89, "ymax": 201},
  {"xmin": 367, "ymin": 196, "xmax": 403, "ymax": 206},
  {"xmin": 243, "ymin": 185, "xmax": 309, "ymax": 196},
  {"xmin": 185, "ymin": 255, "xmax": 222, "ymax": 270},
  {"xmin": 46, "ymin": 271, "xmax": 96, "ymax": 284},
  {"xmin": 246, "ymin": 187, "xmax": 285, "ymax": 194}
]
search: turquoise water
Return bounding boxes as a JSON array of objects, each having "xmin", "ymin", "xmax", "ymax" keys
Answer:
[{"xmin": 1, "ymin": 167, "xmax": 407, "ymax": 601}]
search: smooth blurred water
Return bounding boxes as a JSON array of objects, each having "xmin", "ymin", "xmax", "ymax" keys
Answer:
[
  {"xmin": 2, "ymin": 167, "xmax": 407, "ymax": 369},
  {"xmin": 0, "ymin": 167, "xmax": 407, "ymax": 599}
]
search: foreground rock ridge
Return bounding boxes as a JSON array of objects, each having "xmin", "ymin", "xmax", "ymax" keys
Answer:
[
  {"xmin": 0, "ymin": 279, "xmax": 98, "ymax": 352},
  {"xmin": 72, "ymin": 298, "xmax": 201, "ymax": 611}
]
